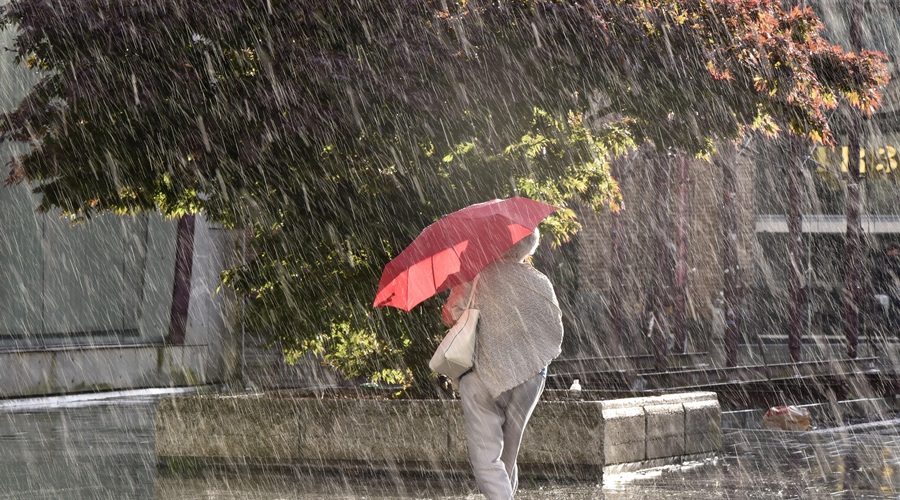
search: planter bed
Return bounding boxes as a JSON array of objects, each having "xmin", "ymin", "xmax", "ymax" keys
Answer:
[{"xmin": 156, "ymin": 391, "xmax": 721, "ymax": 480}]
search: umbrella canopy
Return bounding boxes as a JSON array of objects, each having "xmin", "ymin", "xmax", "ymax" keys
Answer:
[{"xmin": 373, "ymin": 197, "xmax": 559, "ymax": 311}]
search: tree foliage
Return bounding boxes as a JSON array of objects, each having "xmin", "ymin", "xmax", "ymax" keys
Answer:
[{"xmin": 1, "ymin": 0, "xmax": 887, "ymax": 392}]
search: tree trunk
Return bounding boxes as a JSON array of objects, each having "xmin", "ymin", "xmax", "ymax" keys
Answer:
[
  {"xmin": 673, "ymin": 155, "xmax": 690, "ymax": 354},
  {"xmin": 719, "ymin": 142, "xmax": 742, "ymax": 367},
  {"xmin": 845, "ymin": 176, "xmax": 862, "ymax": 359},
  {"xmin": 649, "ymin": 151, "xmax": 673, "ymax": 371},
  {"xmin": 787, "ymin": 138, "xmax": 806, "ymax": 363},
  {"xmin": 168, "ymin": 214, "xmax": 196, "ymax": 345},
  {"xmin": 843, "ymin": 0, "xmax": 864, "ymax": 359},
  {"xmin": 608, "ymin": 161, "xmax": 626, "ymax": 356}
]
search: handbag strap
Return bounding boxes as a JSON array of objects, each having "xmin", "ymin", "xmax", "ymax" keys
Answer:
[{"xmin": 464, "ymin": 274, "xmax": 480, "ymax": 309}]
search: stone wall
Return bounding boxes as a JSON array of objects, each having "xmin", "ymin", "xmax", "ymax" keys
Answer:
[{"xmin": 156, "ymin": 391, "xmax": 721, "ymax": 479}]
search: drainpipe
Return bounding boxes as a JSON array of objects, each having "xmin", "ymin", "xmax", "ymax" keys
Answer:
[{"xmin": 167, "ymin": 214, "xmax": 196, "ymax": 345}]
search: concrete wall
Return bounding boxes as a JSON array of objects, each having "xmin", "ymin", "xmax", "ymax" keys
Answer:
[
  {"xmin": 0, "ymin": 215, "xmax": 242, "ymax": 397},
  {"xmin": 155, "ymin": 391, "xmax": 721, "ymax": 479},
  {"xmin": 0, "ymin": 201, "xmax": 179, "ymax": 347}
]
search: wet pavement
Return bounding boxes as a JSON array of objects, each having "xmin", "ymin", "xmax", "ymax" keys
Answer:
[{"xmin": 1, "ymin": 391, "xmax": 899, "ymax": 499}]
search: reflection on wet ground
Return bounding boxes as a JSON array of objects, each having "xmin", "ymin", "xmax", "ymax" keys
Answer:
[
  {"xmin": 0, "ymin": 393, "xmax": 898, "ymax": 499},
  {"xmin": 0, "ymin": 401, "xmax": 156, "ymax": 500},
  {"xmin": 605, "ymin": 425, "xmax": 900, "ymax": 499}
]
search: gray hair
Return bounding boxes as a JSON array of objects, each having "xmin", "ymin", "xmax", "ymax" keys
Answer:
[{"xmin": 503, "ymin": 228, "xmax": 540, "ymax": 262}]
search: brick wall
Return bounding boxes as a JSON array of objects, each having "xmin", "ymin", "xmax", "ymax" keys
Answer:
[{"xmin": 566, "ymin": 147, "xmax": 757, "ymax": 365}]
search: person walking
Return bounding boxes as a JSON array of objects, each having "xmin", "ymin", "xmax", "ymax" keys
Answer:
[{"xmin": 441, "ymin": 228, "xmax": 564, "ymax": 500}]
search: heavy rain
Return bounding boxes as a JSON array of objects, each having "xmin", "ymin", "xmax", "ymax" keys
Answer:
[{"xmin": 0, "ymin": 0, "xmax": 899, "ymax": 498}]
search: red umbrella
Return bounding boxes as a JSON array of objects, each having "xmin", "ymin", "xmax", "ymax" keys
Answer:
[{"xmin": 373, "ymin": 197, "xmax": 559, "ymax": 311}]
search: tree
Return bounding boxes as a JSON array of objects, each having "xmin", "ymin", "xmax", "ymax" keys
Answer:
[{"xmin": 1, "ymin": 0, "xmax": 887, "ymax": 393}]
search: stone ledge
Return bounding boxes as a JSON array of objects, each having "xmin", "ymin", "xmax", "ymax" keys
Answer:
[
  {"xmin": 645, "ymin": 402, "xmax": 685, "ymax": 460},
  {"xmin": 156, "ymin": 391, "xmax": 720, "ymax": 480},
  {"xmin": 0, "ymin": 345, "xmax": 221, "ymax": 398},
  {"xmin": 600, "ymin": 405, "xmax": 645, "ymax": 464}
]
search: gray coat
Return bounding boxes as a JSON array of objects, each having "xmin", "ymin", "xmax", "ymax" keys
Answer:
[{"xmin": 443, "ymin": 250, "xmax": 563, "ymax": 398}]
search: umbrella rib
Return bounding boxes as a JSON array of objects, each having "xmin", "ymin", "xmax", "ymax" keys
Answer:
[
  {"xmin": 436, "ymin": 220, "xmax": 450, "ymax": 293},
  {"xmin": 431, "ymin": 245, "xmax": 437, "ymax": 299},
  {"xmin": 434, "ymin": 217, "xmax": 461, "ymax": 295},
  {"xmin": 447, "ymin": 224, "xmax": 466, "ymax": 287}
]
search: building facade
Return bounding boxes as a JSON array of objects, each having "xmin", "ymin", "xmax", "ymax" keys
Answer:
[{"xmin": 566, "ymin": 0, "xmax": 900, "ymax": 369}]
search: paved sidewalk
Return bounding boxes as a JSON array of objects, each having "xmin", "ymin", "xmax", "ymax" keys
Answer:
[
  {"xmin": 3, "ymin": 395, "xmax": 899, "ymax": 499},
  {"xmin": 155, "ymin": 425, "xmax": 900, "ymax": 499}
]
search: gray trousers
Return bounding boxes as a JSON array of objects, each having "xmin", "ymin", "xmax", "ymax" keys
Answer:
[{"xmin": 459, "ymin": 369, "xmax": 546, "ymax": 500}]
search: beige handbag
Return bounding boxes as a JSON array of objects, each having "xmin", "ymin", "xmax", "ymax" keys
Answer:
[{"xmin": 429, "ymin": 275, "xmax": 480, "ymax": 379}]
